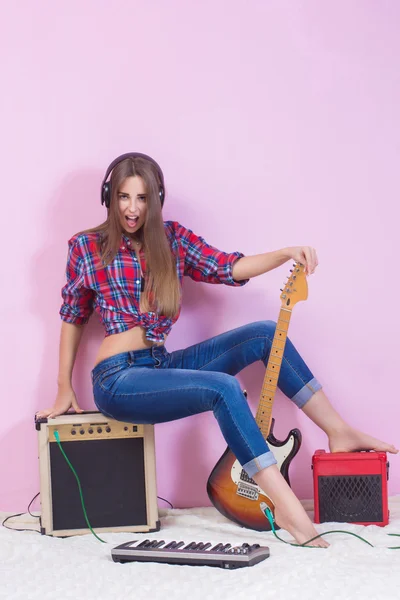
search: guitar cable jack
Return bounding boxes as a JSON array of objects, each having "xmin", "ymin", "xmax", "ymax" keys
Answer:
[{"xmin": 260, "ymin": 502, "xmax": 274, "ymax": 526}]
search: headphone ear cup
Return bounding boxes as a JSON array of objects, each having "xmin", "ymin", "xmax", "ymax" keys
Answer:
[{"xmin": 102, "ymin": 182, "xmax": 111, "ymax": 208}]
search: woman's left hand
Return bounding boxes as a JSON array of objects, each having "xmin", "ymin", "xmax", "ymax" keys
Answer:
[{"xmin": 285, "ymin": 246, "xmax": 318, "ymax": 276}]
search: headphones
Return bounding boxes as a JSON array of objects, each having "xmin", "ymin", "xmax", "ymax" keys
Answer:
[{"xmin": 101, "ymin": 152, "xmax": 165, "ymax": 209}]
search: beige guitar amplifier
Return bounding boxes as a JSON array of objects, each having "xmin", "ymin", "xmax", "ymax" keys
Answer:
[{"xmin": 35, "ymin": 411, "xmax": 160, "ymax": 537}]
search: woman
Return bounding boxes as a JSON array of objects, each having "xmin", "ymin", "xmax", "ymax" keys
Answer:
[{"xmin": 36, "ymin": 152, "xmax": 398, "ymax": 547}]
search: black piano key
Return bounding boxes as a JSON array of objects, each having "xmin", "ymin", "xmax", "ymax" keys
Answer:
[
  {"xmin": 192, "ymin": 543, "xmax": 205, "ymax": 550},
  {"xmin": 154, "ymin": 540, "xmax": 165, "ymax": 548},
  {"xmin": 150, "ymin": 540, "xmax": 160, "ymax": 547},
  {"xmin": 183, "ymin": 542, "xmax": 197, "ymax": 550},
  {"xmin": 136, "ymin": 539, "xmax": 150, "ymax": 548},
  {"xmin": 174, "ymin": 541, "xmax": 185, "ymax": 549},
  {"xmin": 194, "ymin": 543, "xmax": 208, "ymax": 551},
  {"xmin": 211, "ymin": 543, "xmax": 224, "ymax": 551},
  {"xmin": 221, "ymin": 544, "xmax": 232, "ymax": 552},
  {"xmin": 201, "ymin": 543, "xmax": 212, "ymax": 551},
  {"xmin": 163, "ymin": 541, "xmax": 176, "ymax": 549}
]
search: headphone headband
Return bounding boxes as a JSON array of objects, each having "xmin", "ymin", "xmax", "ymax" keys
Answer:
[{"xmin": 101, "ymin": 152, "xmax": 165, "ymax": 209}]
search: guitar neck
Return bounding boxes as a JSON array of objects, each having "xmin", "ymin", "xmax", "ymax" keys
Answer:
[{"xmin": 255, "ymin": 308, "xmax": 292, "ymax": 438}]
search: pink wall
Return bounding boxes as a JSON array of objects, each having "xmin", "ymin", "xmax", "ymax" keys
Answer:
[{"xmin": 1, "ymin": 1, "xmax": 399, "ymax": 512}]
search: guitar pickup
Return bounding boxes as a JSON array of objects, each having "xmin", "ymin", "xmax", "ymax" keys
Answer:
[{"xmin": 240, "ymin": 469, "xmax": 257, "ymax": 485}]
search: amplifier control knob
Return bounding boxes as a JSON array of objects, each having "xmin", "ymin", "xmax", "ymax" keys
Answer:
[
  {"xmin": 97, "ymin": 427, "xmax": 102, "ymax": 433},
  {"xmin": 106, "ymin": 427, "xmax": 111, "ymax": 433}
]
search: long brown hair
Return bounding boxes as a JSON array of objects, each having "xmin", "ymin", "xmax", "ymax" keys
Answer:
[{"xmin": 80, "ymin": 157, "xmax": 180, "ymax": 318}]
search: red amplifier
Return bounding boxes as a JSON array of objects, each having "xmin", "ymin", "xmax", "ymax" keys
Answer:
[{"xmin": 312, "ymin": 450, "xmax": 389, "ymax": 527}]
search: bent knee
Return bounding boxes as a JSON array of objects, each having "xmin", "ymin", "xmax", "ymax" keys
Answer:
[
  {"xmin": 210, "ymin": 372, "xmax": 245, "ymax": 402},
  {"xmin": 255, "ymin": 320, "xmax": 277, "ymax": 337},
  {"xmin": 215, "ymin": 372, "xmax": 243, "ymax": 391},
  {"xmin": 212, "ymin": 373, "xmax": 247, "ymax": 410}
]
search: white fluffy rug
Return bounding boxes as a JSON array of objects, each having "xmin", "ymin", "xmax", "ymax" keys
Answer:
[{"xmin": 2, "ymin": 498, "xmax": 400, "ymax": 600}]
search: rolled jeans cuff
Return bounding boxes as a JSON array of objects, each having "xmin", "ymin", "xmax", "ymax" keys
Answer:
[
  {"xmin": 291, "ymin": 377, "xmax": 322, "ymax": 409},
  {"xmin": 242, "ymin": 450, "xmax": 277, "ymax": 478}
]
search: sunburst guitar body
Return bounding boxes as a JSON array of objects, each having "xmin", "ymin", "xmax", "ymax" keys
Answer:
[{"xmin": 207, "ymin": 263, "xmax": 308, "ymax": 531}]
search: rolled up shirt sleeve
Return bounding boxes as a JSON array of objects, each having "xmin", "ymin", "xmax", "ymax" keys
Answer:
[
  {"xmin": 59, "ymin": 237, "xmax": 94, "ymax": 325},
  {"xmin": 176, "ymin": 222, "xmax": 249, "ymax": 286}
]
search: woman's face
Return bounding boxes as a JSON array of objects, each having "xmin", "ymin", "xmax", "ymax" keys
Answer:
[{"xmin": 117, "ymin": 176, "xmax": 148, "ymax": 234}]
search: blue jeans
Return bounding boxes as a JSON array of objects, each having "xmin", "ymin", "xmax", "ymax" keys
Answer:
[{"xmin": 91, "ymin": 321, "xmax": 322, "ymax": 477}]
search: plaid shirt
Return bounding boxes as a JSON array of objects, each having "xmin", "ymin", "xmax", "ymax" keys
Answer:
[{"xmin": 59, "ymin": 221, "xmax": 249, "ymax": 342}]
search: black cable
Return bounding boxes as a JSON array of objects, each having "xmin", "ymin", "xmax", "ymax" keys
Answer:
[
  {"xmin": 28, "ymin": 493, "xmax": 41, "ymax": 518},
  {"xmin": 157, "ymin": 496, "xmax": 174, "ymax": 509},
  {"xmin": 2, "ymin": 492, "xmax": 41, "ymax": 533}
]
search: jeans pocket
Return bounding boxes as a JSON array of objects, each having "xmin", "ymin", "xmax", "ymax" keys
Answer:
[
  {"xmin": 98, "ymin": 363, "xmax": 127, "ymax": 387},
  {"xmin": 92, "ymin": 370, "xmax": 103, "ymax": 387}
]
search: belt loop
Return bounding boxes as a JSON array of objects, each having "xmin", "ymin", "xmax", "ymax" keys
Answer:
[
  {"xmin": 151, "ymin": 345, "xmax": 163, "ymax": 368},
  {"xmin": 127, "ymin": 351, "xmax": 134, "ymax": 365}
]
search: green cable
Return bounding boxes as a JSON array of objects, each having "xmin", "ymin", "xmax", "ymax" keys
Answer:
[
  {"xmin": 262, "ymin": 504, "xmax": 400, "ymax": 549},
  {"xmin": 53, "ymin": 430, "xmax": 107, "ymax": 544}
]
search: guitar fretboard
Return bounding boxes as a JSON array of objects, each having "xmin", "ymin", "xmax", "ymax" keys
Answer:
[{"xmin": 255, "ymin": 308, "xmax": 292, "ymax": 438}]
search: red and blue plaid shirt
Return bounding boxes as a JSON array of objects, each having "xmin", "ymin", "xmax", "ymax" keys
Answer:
[{"xmin": 60, "ymin": 221, "xmax": 249, "ymax": 342}]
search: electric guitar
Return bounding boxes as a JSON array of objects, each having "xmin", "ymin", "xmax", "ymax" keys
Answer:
[{"xmin": 207, "ymin": 263, "xmax": 308, "ymax": 531}]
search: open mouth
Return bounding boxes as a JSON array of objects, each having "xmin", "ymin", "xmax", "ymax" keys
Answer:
[{"xmin": 126, "ymin": 216, "xmax": 139, "ymax": 227}]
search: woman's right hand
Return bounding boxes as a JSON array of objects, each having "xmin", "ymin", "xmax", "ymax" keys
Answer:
[{"xmin": 35, "ymin": 386, "xmax": 84, "ymax": 419}]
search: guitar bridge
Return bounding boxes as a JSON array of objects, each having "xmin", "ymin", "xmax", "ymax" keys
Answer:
[{"xmin": 236, "ymin": 482, "xmax": 259, "ymax": 500}]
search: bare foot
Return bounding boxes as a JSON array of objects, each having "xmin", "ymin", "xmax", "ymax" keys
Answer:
[
  {"xmin": 253, "ymin": 465, "xmax": 329, "ymax": 548},
  {"xmin": 274, "ymin": 504, "xmax": 329, "ymax": 548},
  {"xmin": 329, "ymin": 426, "xmax": 399, "ymax": 454}
]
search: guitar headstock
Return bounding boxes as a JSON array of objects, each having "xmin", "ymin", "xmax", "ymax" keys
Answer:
[{"xmin": 280, "ymin": 262, "xmax": 308, "ymax": 308}]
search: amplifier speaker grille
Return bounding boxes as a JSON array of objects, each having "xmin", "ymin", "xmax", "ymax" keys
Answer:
[
  {"xmin": 50, "ymin": 437, "xmax": 147, "ymax": 530},
  {"xmin": 318, "ymin": 474, "xmax": 383, "ymax": 523}
]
